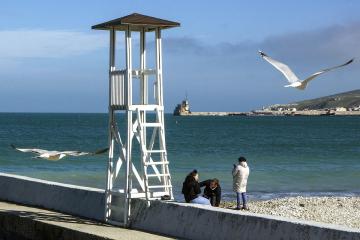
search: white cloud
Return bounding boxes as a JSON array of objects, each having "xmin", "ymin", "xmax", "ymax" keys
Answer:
[{"xmin": 0, "ymin": 29, "xmax": 109, "ymax": 58}]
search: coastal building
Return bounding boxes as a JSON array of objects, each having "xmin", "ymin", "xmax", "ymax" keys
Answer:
[
  {"xmin": 336, "ymin": 107, "xmax": 347, "ymax": 112},
  {"xmin": 353, "ymin": 105, "xmax": 360, "ymax": 111}
]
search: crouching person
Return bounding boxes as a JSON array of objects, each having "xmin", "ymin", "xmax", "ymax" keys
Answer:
[{"xmin": 200, "ymin": 178, "xmax": 221, "ymax": 207}]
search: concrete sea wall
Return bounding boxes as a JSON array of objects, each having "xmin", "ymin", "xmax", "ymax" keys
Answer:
[
  {"xmin": 0, "ymin": 173, "xmax": 359, "ymax": 240},
  {"xmin": 131, "ymin": 199, "xmax": 360, "ymax": 240},
  {"xmin": 0, "ymin": 173, "xmax": 104, "ymax": 221}
]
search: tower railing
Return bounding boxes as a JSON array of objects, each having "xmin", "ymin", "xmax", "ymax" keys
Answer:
[{"xmin": 110, "ymin": 70, "xmax": 126, "ymax": 109}]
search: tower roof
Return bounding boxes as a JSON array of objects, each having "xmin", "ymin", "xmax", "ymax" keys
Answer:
[{"xmin": 92, "ymin": 13, "xmax": 180, "ymax": 31}]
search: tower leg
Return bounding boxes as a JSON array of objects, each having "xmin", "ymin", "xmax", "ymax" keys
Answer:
[
  {"xmin": 105, "ymin": 109, "xmax": 115, "ymax": 221},
  {"xmin": 105, "ymin": 28, "xmax": 116, "ymax": 222},
  {"xmin": 124, "ymin": 110, "xmax": 132, "ymax": 226}
]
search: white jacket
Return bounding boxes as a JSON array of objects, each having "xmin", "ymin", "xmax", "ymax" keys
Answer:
[{"xmin": 232, "ymin": 162, "xmax": 250, "ymax": 193}]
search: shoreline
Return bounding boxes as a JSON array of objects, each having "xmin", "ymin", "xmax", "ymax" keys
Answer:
[
  {"xmin": 220, "ymin": 196, "xmax": 360, "ymax": 229},
  {"xmin": 175, "ymin": 110, "xmax": 360, "ymax": 116},
  {"xmin": 219, "ymin": 191, "xmax": 360, "ymax": 201}
]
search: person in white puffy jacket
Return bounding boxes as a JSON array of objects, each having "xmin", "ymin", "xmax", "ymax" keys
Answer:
[{"xmin": 232, "ymin": 156, "xmax": 250, "ymax": 210}]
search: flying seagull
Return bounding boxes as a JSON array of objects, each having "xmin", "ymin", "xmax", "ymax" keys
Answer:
[
  {"xmin": 259, "ymin": 51, "xmax": 354, "ymax": 90},
  {"xmin": 11, "ymin": 144, "xmax": 108, "ymax": 161}
]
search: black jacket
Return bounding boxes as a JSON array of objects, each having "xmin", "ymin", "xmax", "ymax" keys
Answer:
[
  {"xmin": 200, "ymin": 179, "xmax": 221, "ymax": 207},
  {"xmin": 182, "ymin": 175, "xmax": 201, "ymax": 203}
]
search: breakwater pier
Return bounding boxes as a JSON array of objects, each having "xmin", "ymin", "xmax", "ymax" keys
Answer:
[
  {"xmin": 176, "ymin": 111, "xmax": 248, "ymax": 116},
  {"xmin": 175, "ymin": 110, "xmax": 360, "ymax": 116}
]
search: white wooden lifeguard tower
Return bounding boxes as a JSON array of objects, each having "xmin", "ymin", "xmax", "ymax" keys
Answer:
[{"xmin": 92, "ymin": 13, "xmax": 180, "ymax": 226}]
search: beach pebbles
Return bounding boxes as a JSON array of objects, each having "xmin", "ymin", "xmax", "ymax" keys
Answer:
[{"xmin": 221, "ymin": 196, "xmax": 360, "ymax": 229}]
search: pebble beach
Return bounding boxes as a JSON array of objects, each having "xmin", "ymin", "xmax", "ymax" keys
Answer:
[{"xmin": 221, "ymin": 196, "xmax": 360, "ymax": 229}]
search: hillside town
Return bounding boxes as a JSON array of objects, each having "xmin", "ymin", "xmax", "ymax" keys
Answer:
[
  {"xmin": 174, "ymin": 90, "xmax": 360, "ymax": 116},
  {"xmin": 255, "ymin": 104, "xmax": 360, "ymax": 116}
]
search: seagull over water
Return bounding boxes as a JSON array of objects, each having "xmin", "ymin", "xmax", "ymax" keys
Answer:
[
  {"xmin": 11, "ymin": 144, "xmax": 108, "ymax": 161},
  {"xmin": 259, "ymin": 51, "xmax": 354, "ymax": 90}
]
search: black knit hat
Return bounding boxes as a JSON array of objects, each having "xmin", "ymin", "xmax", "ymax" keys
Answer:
[{"xmin": 238, "ymin": 156, "xmax": 247, "ymax": 162}]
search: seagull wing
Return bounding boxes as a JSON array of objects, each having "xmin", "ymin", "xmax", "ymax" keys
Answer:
[
  {"xmin": 11, "ymin": 144, "xmax": 49, "ymax": 155},
  {"xmin": 60, "ymin": 147, "xmax": 109, "ymax": 157},
  {"xmin": 60, "ymin": 151, "xmax": 89, "ymax": 156},
  {"xmin": 302, "ymin": 58, "xmax": 354, "ymax": 86},
  {"xmin": 92, "ymin": 147, "xmax": 109, "ymax": 155},
  {"xmin": 259, "ymin": 51, "xmax": 300, "ymax": 83}
]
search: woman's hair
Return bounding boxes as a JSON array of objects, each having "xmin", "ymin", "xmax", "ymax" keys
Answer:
[
  {"xmin": 238, "ymin": 156, "xmax": 247, "ymax": 162},
  {"xmin": 212, "ymin": 178, "xmax": 220, "ymax": 187},
  {"xmin": 188, "ymin": 169, "xmax": 198, "ymax": 177}
]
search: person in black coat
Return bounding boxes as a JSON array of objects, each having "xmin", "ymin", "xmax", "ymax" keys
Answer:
[
  {"xmin": 182, "ymin": 169, "xmax": 210, "ymax": 205},
  {"xmin": 200, "ymin": 178, "xmax": 221, "ymax": 207}
]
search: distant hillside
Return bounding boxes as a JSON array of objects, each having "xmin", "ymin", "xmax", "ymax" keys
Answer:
[
  {"xmin": 294, "ymin": 89, "xmax": 360, "ymax": 110},
  {"xmin": 269, "ymin": 89, "xmax": 360, "ymax": 110}
]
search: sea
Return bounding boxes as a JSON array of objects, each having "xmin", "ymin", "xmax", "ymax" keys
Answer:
[{"xmin": 0, "ymin": 113, "xmax": 359, "ymax": 201}]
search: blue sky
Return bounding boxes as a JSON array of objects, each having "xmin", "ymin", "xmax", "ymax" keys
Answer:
[{"xmin": 0, "ymin": 0, "xmax": 359, "ymax": 112}]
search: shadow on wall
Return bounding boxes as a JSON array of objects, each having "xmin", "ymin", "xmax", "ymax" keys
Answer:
[{"xmin": 0, "ymin": 205, "xmax": 108, "ymax": 227}]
